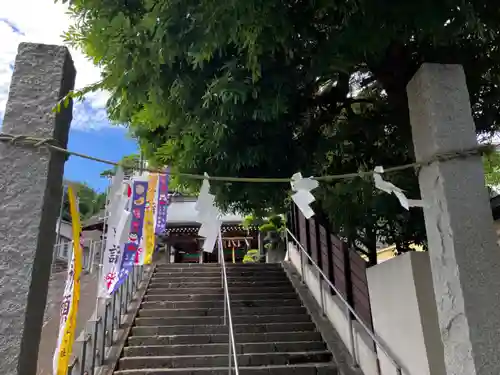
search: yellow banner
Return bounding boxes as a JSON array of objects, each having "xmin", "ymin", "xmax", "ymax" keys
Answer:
[
  {"xmin": 144, "ymin": 173, "xmax": 158, "ymax": 264},
  {"xmin": 53, "ymin": 185, "xmax": 82, "ymax": 375}
]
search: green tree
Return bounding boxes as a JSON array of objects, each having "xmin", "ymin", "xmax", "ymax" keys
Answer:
[
  {"xmin": 100, "ymin": 153, "xmax": 141, "ymax": 177},
  {"xmin": 61, "ymin": 181, "xmax": 106, "ymax": 221},
  {"xmin": 101, "ymin": 153, "xmax": 198, "ymax": 195},
  {"xmin": 483, "ymin": 151, "xmax": 500, "ymax": 187},
  {"xmin": 61, "ymin": 0, "xmax": 500, "ymax": 263}
]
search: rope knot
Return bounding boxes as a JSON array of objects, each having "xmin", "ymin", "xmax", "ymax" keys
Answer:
[
  {"xmin": 10, "ymin": 135, "xmax": 27, "ymax": 144},
  {"xmin": 34, "ymin": 138, "xmax": 56, "ymax": 147}
]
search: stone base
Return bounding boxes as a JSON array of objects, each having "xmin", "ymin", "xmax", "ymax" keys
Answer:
[{"xmin": 266, "ymin": 248, "xmax": 287, "ymax": 263}]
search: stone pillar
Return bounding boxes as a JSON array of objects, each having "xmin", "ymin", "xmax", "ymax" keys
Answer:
[
  {"xmin": 0, "ymin": 43, "xmax": 75, "ymax": 375},
  {"xmin": 407, "ymin": 63, "xmax": 500, "ymax": 375}
]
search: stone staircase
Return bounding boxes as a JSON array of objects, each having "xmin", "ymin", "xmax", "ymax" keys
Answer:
[{"xmin": 114, "ymin": 263, "xmax": 338, "ymax": 374}]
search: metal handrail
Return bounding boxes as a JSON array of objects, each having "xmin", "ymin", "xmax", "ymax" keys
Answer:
[
  {"xmin": 218, "ymin": 232, "xmax": 240, "ymax": 375},
  {"xmin": 285, "ymin": 228, "xmax": 403, "ymax": 375}
]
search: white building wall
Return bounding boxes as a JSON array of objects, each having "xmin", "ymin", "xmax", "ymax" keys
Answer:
[{"xmin": 367, "ymin": 252, "xmax": 446, "ymax": 375}]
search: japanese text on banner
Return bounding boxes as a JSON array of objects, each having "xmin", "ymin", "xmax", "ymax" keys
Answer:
[
  {"xmin": 99, "ymin": 178, "xmax": 132, "ymax": 298},
  {"xmin": 112, "ymin": 179, "xmax": 148, "ymax": 292},
  {"xmin": 155, "ymin": 167, "xmax": 171, "ymax": 235}
]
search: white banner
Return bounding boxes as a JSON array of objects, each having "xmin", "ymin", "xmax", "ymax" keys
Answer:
[
  {"xmin": 103, "ymin": 208, "xmax": 131, "ymax": 295},
  {"xmin": 98, "ymin": 171, "xmax": 131, "ymax": 298}
]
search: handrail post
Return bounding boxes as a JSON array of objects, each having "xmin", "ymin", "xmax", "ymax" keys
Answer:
[
  {"xmin": 220, "ymin": 246, "xmax": 224, "ymax": 289},
  {"xmin": 131, "ymin": 265, "xmax": 136, "ymax": 293},
  {"xmin": 347, "ymin": 310, "xmax": 358, "ymax": 367},
  {"xmin": 318, "ymin": 271, "xmax": 325, "ymax": 316},
  {"xmin": 125, "ymin": 271, "xmax": 131, "ymax": 312},
  {"xmin": 228, "ymin": 332, "xmax": 232, "ymax": 375},
  {"xmin": 102, "ymin": 302, "xmax": 109, "ymax": 364},
  {"xmin": 117, "ymin": 283, "xmax": 123, "ymax": 328},
  {"xmin": 299, "ymin": 244, "xmax": 305, "ymax": 283},
  {"xmin": 80, "ymin": 335, "xmax": 88, "ymax": 375},
  {"xmin": 111, "ymin": 292, "xmax": 117, "ymax": 343},
  {"xmin": 221, "ymin": 248, "xmax": 227, "ymax": 326},
  {"xmin": 91, "ymin": 319, "xmax": 99, "ymax": 374}
]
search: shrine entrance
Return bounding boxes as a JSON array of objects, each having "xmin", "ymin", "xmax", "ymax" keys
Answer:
[{"xmin": 164, "ymin": 224, "xmax": 258, "ymax": 263}]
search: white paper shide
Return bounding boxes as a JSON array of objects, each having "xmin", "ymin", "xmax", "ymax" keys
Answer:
[
  {"xmin": 373, "ymin": 166, "xmax": 424, "ymax": 210},
  {"xmin": 291, "ymin": 172, "xmax": 319, "ymax": 219},
  {"xmin": 195, "ymin": 174, "xmax": 221, "ymax": 253}
]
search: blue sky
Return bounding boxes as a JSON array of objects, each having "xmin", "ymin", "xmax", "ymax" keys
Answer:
[{"xmin": 0, "ymin": 1, "xmax": 138, "ymax": 192}]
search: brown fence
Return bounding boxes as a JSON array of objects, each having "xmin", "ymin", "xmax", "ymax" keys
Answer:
[{"xmin": 288, "ymin": 205, "xmax": 373, "ymax": 329}]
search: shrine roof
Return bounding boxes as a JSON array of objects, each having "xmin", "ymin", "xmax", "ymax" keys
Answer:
[{"xmin": 164, "ymin": 223, "xmax": 258, "ymax": 235}]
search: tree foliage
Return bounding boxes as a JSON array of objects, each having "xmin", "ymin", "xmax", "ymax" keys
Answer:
[
  {"xmin": 483, "ymin": 151, "xmax": 500, "ymax": 187},
  {"xmin": 62, "ymin": 0, "xmax": 500, "ymax": 263},
  {"xmin": 101, "ymin": 153, "xmax": 199, "ymax": 195},
  {"xmin": 100, "ymin": 153, "xmax": 141, "ymax": 177},
  {"xmin": 62, "ymin": 181, "xmax": 106, "ymax": 222}
]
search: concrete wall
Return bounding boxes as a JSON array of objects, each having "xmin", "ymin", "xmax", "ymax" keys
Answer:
[
  {"xmin": 55, "ymin": 219, "xmax": 73, "ymax": 241},
  {"xmin": 286, "ymin": 242, "xmax": 380, "ymax": 375},
  {"xmin": 367, "ymin": 252, "xmax": 446, "ymax": 375}
]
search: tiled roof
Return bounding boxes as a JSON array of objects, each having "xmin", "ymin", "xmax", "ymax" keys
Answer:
[
  {"xmin": 165, "ymin": 224, "xmax": 257, "ymax": 236},
  {"xmin": 82, "ymin": 210, "xmax": 106, "ymax": 228}
]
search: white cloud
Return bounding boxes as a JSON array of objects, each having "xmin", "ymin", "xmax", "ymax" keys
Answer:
[{"xmin": 0, "ymin": 0, "xmax": 116, "ymax": 131}]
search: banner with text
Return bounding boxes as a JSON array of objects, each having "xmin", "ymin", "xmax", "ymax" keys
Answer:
[
  {"xmin": 112, "ymin": 179, "xmax": 148, "ymax": 292},
  {"xmin": 99, "ymin": 180, "xmax": 132, "ymax": 298},
  {"xmin": 53, "ymin": 185, "xmax": 83, "ymax": 375},
  {"xmin": 103, "ymin": 198, "xmax": 131, "ymax": 295},
  {"xmin": 155, "ymin": 167, "xmax": 171, "ymax": 235}
]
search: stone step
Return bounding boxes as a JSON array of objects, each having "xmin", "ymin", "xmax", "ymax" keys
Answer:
[
  {"xmin": 123, "ymin": 341, "xmax": 327, "ymax": 357},
  {"xmin": 143, "ymin": 293, "xmax": 298, "ymax": 302},
  {"xmin": 114, "ymin": 363, "xmax": 337, "ymax": 375},
  {"xmin": 150, "ymin": 275, "xmax": 290, "ymax": 283},
  {"xmin": 156, "ymin": 263, "xmax": 219, "ymax": 267},
  {"xmin": 131, "ymin": 322, "xmax": 316, "ymax": 336},
  {"xmin": 127, "ymin": 331, "xmax": 324, "ymax": 346},
  {"xmin": 152, "ymin": 272, "xmax": 223, "ymax": 278},
  {"xmin": 145, "ymin": 288, "xmax": 224, "ymax": 295},
  {"xmin": 229, "ymin": 286, "xmax": 296, "ymax": 293},
  {"xmin": 153, "ymin": 271, "xmax": 286, "ymax": 277},
  {"xmin": 140, "ymin": 299, "xmax": 302, "ymax": 310},
  {"xmin": 145, "ymin": 286, "xmax": 294, "ymax": 295},
  {"xmin": 118, "ymin": 350, "xmax": 332, "ymax": 369},
  {"xmin": 137, "ymin": 306, "xmax": 307, "ymax": 318},
  {"xmin": 224, "ymin": 264, "xmax": 281, "ymax": 268},
  {"xmin": 144, "ymin": 294, "xmax": 223, "ymax": 302},
  {"xmin": 148, "ymin": 280, "xmax": 292, "ymax": 289},
  {"xmin": 154, "ymin": 266, "xmax": 283, "ymax": 273},
  {"xmin": 155, "ymin": 264, "xmax": 281, "ymax": 270},
  {"xmin": 135, "ymin": 314, "xmax": 311, "ymax": 327}
]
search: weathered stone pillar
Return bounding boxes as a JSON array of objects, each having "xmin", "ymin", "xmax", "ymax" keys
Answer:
[
  {"xmin": 0, "ymin": 43, "xmax": 75, "ymax": 375},
  {"xmin": 407, "ymin": 63, "xmax": 500, "ymax": 375}
]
